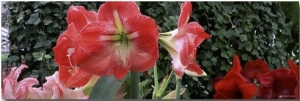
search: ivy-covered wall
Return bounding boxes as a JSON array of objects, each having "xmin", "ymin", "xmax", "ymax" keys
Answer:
[{"xmin": 2, "ymin": 1, "xmax": 298, "ymax": 99}]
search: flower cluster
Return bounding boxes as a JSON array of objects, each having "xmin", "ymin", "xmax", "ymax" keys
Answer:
[
  {"xmin": 213, "ymin": 54, "xmax": 299, "ymax": 99},
  {"xmin": 2, "ymin": 65, "xmax": 88, "ymax": 99},
  {"xmin": 53, "ymin": 2, "xmax": 160, "ymax": 87}
]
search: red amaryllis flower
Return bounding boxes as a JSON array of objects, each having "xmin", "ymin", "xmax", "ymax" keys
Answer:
[
  {"xmin": 159, "ymin": 1, "xmax": 211, "ymax": 77},
  {"xmin": 240, "ymin": 59, "xmax": 270, "ymax": 83},
  {"xmin": 53, "ymin": 5, "xmax": 97, "ymax": 87},
  {"xmin": 287, "ymin": 59, "xmax": 299, "ymax": 99},
  {"xmin": 214, "ymin": 54, "xmax": 258, "ymax": 99},
  {"xmin": 28, "ymin": 71, "xmax": 88, "ymax": 99},
  {"xmin": 257, "ymin": 68, "xmax": 298, "ymax": 99},
  {"xmin": 77, "ymin": 2, "xmax": 159, "ymax": 80},
  {"xmin": 2, "ymin": 65, "xmax": 39, "ymax": 99}
]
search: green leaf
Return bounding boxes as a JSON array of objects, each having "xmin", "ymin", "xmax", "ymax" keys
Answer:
[
  {"xmin": 162, "ymin": 88, "xmax": 186, "ymax": 99},
  {"xmin": 89, "ymin": 75, "xmax": 127, "ymax": 99},
  {"xmin": 32, "ymin": 52, "xmax": 43, "ymax": 61}
]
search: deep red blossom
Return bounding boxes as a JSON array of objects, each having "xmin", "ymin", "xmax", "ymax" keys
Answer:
[
  {"xmin": 240, "ymin": 59, "xmax": 270, "ymax": 83},
  {"xmin": 257, "ymin": 68, "xmax": 298, "ymax": 99},
  {"xmin": 159, "ymin": 2, "xmax": 211, "ymax": 77},
  {"xmin": 214, "ymin": 54, "xmax": 258, "ymax": 99},
  {"xmin": 77, "ymin": 2, "xmax": 159, "ymax": 80}
]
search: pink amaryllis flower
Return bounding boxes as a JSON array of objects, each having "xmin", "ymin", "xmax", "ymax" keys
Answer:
[
  {"xmin": 2, "ymin": 65, "xmax": 39, "ymax": 99},
  {"xmin": 28, "ymin": 71, "xmax": 88, "ymax": 99},
  {"xmin": 53, "ymin": 5, "xmax": 97, "ymax": 87},
  {"xmin": 213, "ymin": 54, "xmax": 258, "ymax": 99},
  {"xmin": 77, "ymin": 2, "xmax": 159, "ymax": 80},
  {"xmin": 159, "ymin": 1, "xmax": 211, "ymax": 77}
]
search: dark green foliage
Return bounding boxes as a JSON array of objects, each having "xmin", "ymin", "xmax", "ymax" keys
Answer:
[{"xmin": 2, "ymin": 1, "xmax": 298, "ymax": 99}]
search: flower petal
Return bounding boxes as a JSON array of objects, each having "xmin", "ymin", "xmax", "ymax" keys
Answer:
[
  {"xmin": 67, "ymin": 5, "xmax": 97, "ymax": 31},
  {"xmin": 122, "ymin": 15, "xmax": 159, "ymax": 72},
  {"xmin": 238, "ymin": 83, "xmax": 258, "ymax": 99},
  {"xmin": 257, "ymin": 68, "xmax": 298, "ymax": 99},
  {"xmin": 288, "ymin": 59, "xmax": 299, "ymax": 77},
  {"xmin": 178, "ymin": 2, "xmax": 192, "ymax": 27},
  {"xmin": 229, "ymin": 54, "xmax": 242, "ymax": 73},
  {"xmin": 98, "ymin": 2, "xmax": 141, "ymax": 23},
  {"xmin": 53, "ymin": 23, "xmax": 78, "ymax": 66},
  {"xmin": 184, "ymin": 62, "xmax": 206, "ymax": 77},
  {"xmin": 214, "ymin": 72, "xmax": 245, "ymax": 99},
  {"xmin": 58, "ymin": 65, "xmax": 92, "ymax": 88},
  {"xmin": 241, "ymin": 59, "xmax": 270, "ymax": 82}
]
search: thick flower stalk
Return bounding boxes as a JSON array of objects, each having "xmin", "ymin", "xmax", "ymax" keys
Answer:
[
  {"xmin": 159, "ymin": 1, "xmax": 211, "ymax": 77},
  {"xmin": 2, "ymin": 65, "xmax": 39, "ymax": 99},
  {"xmin": 77, "ymin": 2, "xmax": 159, "ymax": 80}
]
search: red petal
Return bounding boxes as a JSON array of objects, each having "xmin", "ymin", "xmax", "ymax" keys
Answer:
[
  {"xmin": 58, "ymin": 65, "xmax": 92, "ymax": 87},
  {"xmin": 214, "ymin": 72, "xmax": 244, "ymax": 99},
  {"xmin": 67, "ymin": 5, "xmax": 97, "ymax": 31},
  {"xmin": 258, "ymin": 68, "xmax": 298, "ymax": 99},
  {"xmin": 122, "ymin": 15, "xmax": 159, "ymax": 72},
  {"xmin": 53, "ymin": 24, "xmax": 78, "ymax": 66},
  {"xmin": 228, "ymin": 54, "xmax": 242, "ymax": 73},
  {"xmin": 238, "ymin": 83, "xmax": 258, "ymax": 99},
  {"xmin": 294, "ymin": 84, "xmax": 299, "ymax": 99},
  {"xmin": 178, "ymin": 2, "xmax": 192, "ymax": 27},
  {"xmin": 185, "ymin": 62, "xmax": 204, "ymax": 76},
  {"xmin": 241, "ymin": 59, "xmax": 270, "ymax": 82},
  {"xmin": 98, "ymin": 2, "xmax": 141, "ymax": 22},
  {"xmin": 288, "ymin": 59, "xmax": 299, "ymax": 77}
]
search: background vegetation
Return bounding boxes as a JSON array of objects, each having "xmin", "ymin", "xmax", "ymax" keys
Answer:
[{"xmin": 2, "ymin": 1, "xmax": 299, "ymax": 99}]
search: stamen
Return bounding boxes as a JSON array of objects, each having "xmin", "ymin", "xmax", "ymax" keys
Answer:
[{"xmin": 66, "ymin": 48, "xmax": 76, "ymax": 72}]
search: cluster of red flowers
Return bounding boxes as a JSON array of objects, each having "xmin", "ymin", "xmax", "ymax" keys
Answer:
[
  {"xmin": 53, "ymin": 1, "xmax": 211, "ymax": 88},
  {"xmin": 213, "ymin": 54, "xmax": 299, "ymax": 99}
]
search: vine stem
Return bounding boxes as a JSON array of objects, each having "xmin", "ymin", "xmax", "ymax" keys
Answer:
[{"xmin": 221, "ymin": 3, "xmax": 240, "ymax": 36}]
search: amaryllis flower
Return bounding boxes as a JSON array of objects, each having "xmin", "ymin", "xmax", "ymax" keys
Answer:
[
  {"xmin": 257, "ymin": 68, "xmax": 298, "ymax": 99},
  {"xmin": 53, "ymin": 5, "xmax": 97, "ymax": 87},
  {"xmin": 240, "ymin": 59, "xmax": 270, "ymax": 83},
  {"xmin": 28, "ymin": 71, "xmax": 88, "ymax": 99},
  {"xmin": 214, "ymin": 54, "xmax": 258, "ymax": 99},
  {"xmin": 257, "ymin": 59, "xmax": 299, "ymax": 99},
  {"xmin": 2, "ymin": 65, "xmax": 39, "ymax": 99},
  {"xmin": 287, "ymin": 59, "xmax": 299, "ymax": 99},
  {"xmin": 159, "ymin": 1, "xmax": 211, "ymax": 77},
  {"xmin": 77, "ymin": 2, "xmax": 159, "ymax": 80}
]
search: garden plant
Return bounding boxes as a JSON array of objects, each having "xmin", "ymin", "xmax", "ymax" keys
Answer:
[{"xmin": 1, "ymin": 1, "xmax": 299, "ymax": 99}]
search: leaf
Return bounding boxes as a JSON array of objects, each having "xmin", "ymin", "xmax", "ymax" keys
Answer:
[
  {"xmin": 162, "ymin": 88, "xmax": 186, "ymax": 99},
  {"xmin": 32, "ymin": 52, "xmax": 43, "ymax": 61},
  {"xmin": 89, "ymin": 75, "xmax": 127, "ymax": 99}
]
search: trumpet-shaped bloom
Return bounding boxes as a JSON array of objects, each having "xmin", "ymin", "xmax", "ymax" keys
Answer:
[
  {"xmin": 28, "ymin": 71, "xmax": 88, "ymax": 99},
  {"xmin": 2, "ymin": 65, "xmax": 39, "ymax": 99},
  {"xmin": 77, "ymin": 2, "xmax": 159, "ymax": 80},
  {"xmin": 240, "ymin": 59, "xmax": 270, "ymax": 82},
  {"xmin": 257, "ymin": 68, "xmax": 298, "ymax": 99},
  {"xmin": 159, "ymin": 2, "xmax": 211, "ymax": 77},
  {"xmin": 53, "ymin": 5, "xmax": 97, "ymax": 87},
  {"xmin": 257, "ymin": 59, "xmax": 299, "ymax": 99},
  {"xmin": 214, "ymin": 54, "xmax": 258, "ymax": 99}
]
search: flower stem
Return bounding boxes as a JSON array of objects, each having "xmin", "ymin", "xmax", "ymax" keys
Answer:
[
  {"xmin": 175, "ymin": 76, "xmax": 182, "ymax": 99},
  {"xmin": 130, "ymin": 71, "xmax": 140, "ymax": 99},
  {"xmin": 153, "ymin": 63, "xmax": 159, "ymax": 99},
  {"xmin": 156, "ymin": 70, "xmax": 174, "ymax": 98}
]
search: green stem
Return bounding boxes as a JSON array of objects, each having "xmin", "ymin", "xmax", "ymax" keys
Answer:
[
  {"xmin": 174, "ymin": 76, "xmax": 182, "ymax": 99},
  {"xmin": 156, "ymin": 70, "xmax": 174, "ymax": 98},
  {"xmin": 153, "ymin": 63, "xmax": 159, "ymax": 99},
  {"xmin": 130, "ymin": 71, "xmax": 140, "ymax": 99}
]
